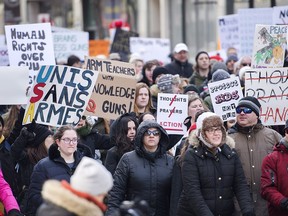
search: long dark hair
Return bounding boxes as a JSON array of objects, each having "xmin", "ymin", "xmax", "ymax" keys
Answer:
[
  {"xmin": 116, "ymin": 116, "xmax": 138, "ymax": 157},
  {"xmin": 27, "ymin": 141, "xmax": 49, "ymax": 165}
]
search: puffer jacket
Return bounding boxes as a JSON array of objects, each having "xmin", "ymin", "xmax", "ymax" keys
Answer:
[
  {"xmin": 26, "ymin": 143, "xmax": 92, "ymax": 216},
  {"xmin": 165, "ymin": 59, "xmax": 193, "ymax": 78},
  {"xmin": 37, "ymin": 180, "xmax": 104, "ymax": 216},
  {"xmin": 261, "ymin": 139, "xmax": 288, "ymax": 216},
  {"xmin": 177, "ymin": 130, "xmax": 254, "ymax": 216},
  {"xmin": 228, "ymin": 122, "xmax": 282, "ymax": 215},
  {"xmin": 105, "ymin": 121, "xmax": 174, "ymax": 216}
]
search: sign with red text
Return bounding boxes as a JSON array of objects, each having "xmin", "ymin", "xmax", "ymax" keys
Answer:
[
  {"xmin": 5, "ymin": 23, "xmax": 55, "ymax": 84},
  {"xmin": 84, "ymin": 57, "xmax": 137, "ymax": 120},
  {"xmin": 23, "ymin": 65, "xmax": 99, "ymax": 127},
  {"xmin": 157, "ymin": 93, "xmax": 188, "ymax": 135},
  {"xmin": 245, "ymin": 68, "xmax": 288, "ymax": 125},
  {"xmin": 208, "ymin": 76, "xmax": 243, "ymax": 122}
]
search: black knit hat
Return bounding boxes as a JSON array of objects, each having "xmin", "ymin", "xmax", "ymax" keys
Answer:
[
  {"xmin": 152, "ymin": 67, "xmax": 168, "ymax": 83},
  {"xmin": 183, "ymin": 84, "xmax": 200, "ymax": 95},
  {"xmin": 30, "ymin": 125, "xmax": 53, "ymax": 147},
  {"xmin": 236, "ymin": 96, "xmax": 261, "ymax": 117},
  {"xmin": 195, "ymin": 51, "xmax": 209, "ymax": 63},
  {"xmin": 67, "ymin": 55, "xmax": 80, "ymax": 66}
]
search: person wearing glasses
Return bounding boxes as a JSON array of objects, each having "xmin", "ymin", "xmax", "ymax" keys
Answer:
[
  {"xmin": 228, "ymin": 96, "xmax": 282, "ymax": 216},
  {"xmin": 177, "ymin": 112, "xmax": 255, "ymax": 216},
  {"xmin": 105, "ymin": 120, "xmax": 174, "ymax": 216},
  {"xmin": 26, "ymin": 125, "xmax": 92, "ymax": 216}
]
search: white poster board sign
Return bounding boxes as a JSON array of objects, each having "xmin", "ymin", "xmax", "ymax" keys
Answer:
[
  {"xmin": 0, "ymin": 66, "xmax": 29, "ymax": 104},
  {"xmin": 273, "ymin": 6, "xmax": 288, "ymax": 25},
  {"xmin": 245, "ymin": 68, "xmax": 288, "ymax": 126},
  {"xmin": 5, "ymin": 23, "xmax": 56, "ymax": 83},
  {"xmin": 208, "ymin": 76, "xmax": 243, "ymax": 122},
  {"xmin": 53, "ymin": 31, "xmax": 89, "ymax": 64},
  {"xmin": 0, "ymin": 35, "xmax": 5, "ymax": 45},
  {"xmin": 130, "ymin": 37, "xmax": 171, "ymax": 64},
  {"xmin": 157, "ymin": 93, "xmax": 188, "ymax": 135},
  {"xmin": 0, "ymin": 46, "xmax": 9, "ymax": 66}
]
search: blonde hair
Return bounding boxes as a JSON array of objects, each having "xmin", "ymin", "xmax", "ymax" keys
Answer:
[{"xmin": 134, "ymin": 82, "xmax": 154, "ymax": 116}]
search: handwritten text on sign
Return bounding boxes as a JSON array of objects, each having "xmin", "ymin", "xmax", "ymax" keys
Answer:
[{"xmin": 245, "ymin": 68, "xmax": 288, "ymax": 125}]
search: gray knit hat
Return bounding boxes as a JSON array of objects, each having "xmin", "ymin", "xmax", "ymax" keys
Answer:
[
  {"xmin": 236, "ymin": 96, "xmax": 261, "ymax": 117},
  {"xmin": 212, "ymin": 69, "xmax": 230, "ymax": 82}
]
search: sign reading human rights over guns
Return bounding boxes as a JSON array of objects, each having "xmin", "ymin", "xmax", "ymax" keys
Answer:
[
  {"xmin": 245, "ymin": 68, "xmax": 288, "ymax": 126},
  {"xmin": 23, "ymin": 65, "xmax": 99, "ymax": 127},
  {"xmin": 5, "ymin": 23, "xmax": 55, "ymax": 84},
  {"xmin": 208, "ymin": 76, "xmax": 243, "ymax": 122},
  {"xmin": 84, "ymin": 57, "xmax": 137, "ymax": 120},
  {"xmin": 157, "ymin": 93, "xmax": 188, "ymax": 135}
]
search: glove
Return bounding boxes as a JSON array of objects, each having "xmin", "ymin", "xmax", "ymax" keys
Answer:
[
  {"xmin": 20, "ymin": 127, "xmax": 35, "ymax": 142},
  {"xmin": 8, "ymin": 209, "xmax": 24, "ymax": 216}
]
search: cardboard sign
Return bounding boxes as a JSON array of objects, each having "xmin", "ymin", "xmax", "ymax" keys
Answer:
[
  {"xmin": 110, "ymin": 28, "xmax": 139, "ymax": 61},
  {"xmin": 130, "ymin": 37, "xmax": 171, "ymax": 64},
  {"xmin": 208, "ymin": 76, "xmax": 243, "ymax": 122},
  {"xmin": 157, "ymin": 93, "xmax": 188, "ymax": 135},
  {"xmin": 53, "ymin": 31, "xmax": 89, "ymax": 64},
  {"xmin": 252, "ymin": 24, "xmax": 287, "ymax": 68},
  {"xmin": 0, "ymin": 66, "xmax": 29, "ymax": 104},
  {"xmin": 23, "ymin": 65, "xmax": 99, "ymax": 127},
  {"xmin": 245, "ymin": 68, "xmax": 288, "ymax": 125},
  {"xmin": 5, "ymin": 23, "xmax": 55, "ymax": 83},
  {"xmin": 218, "ymin": 14, "xmax": 240, "ymax": 52},
  {"xmin": 89, "ymin": 40, "xmax": 110, "ymax": 57},
  {"xmin": 84, "ymin": 57, "xmax": 137, "ymax": 120},
  {"xmin": 238, "ymin": 8, "xmax": 273, "ymax": 57},
  {"xmin": 273, "ymin": 5, "xmax": 288, "ymax": 25}
]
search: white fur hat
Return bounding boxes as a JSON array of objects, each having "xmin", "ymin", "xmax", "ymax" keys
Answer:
[
  {"xmin": 196, "ymin": 112, "xmax": 217, "ymax": 132},
  {"xmin": 70, "ymin": 157, "xmax": 113, "ymax": 196}
]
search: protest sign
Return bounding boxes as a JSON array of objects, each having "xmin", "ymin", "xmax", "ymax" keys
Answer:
[
  {"xmin": 5, "ymin": 23, "xmax": 55, "ymax": 83},
  {"xmin": 89, "ymin": 40, "xmax": 110, "ymax": 57},
  {"xmin": 252, "ymin": 24, "xmax": 287, "ymax": 68},
  {"xmin": 238, "ymin": 8, "xmax": 273, "ymax": 57},
  {"xmin": 0, "ymin": 46, "xmax": 9, "ymax": 66},
  {"xmin": 0, "ymin": 66, "xmax": 29, "ymax": 104},
  {"xmin": 130, "ymin": 37, "xmax": 171, "ymax": 64},
  {"xmin": 273, "ymin": 5, "xmax": 288, "ymax": 25},
  {"xmin": 208, "ymin": 76, "xmax": 243, "ymax": 122},
  {"xmin": 110, "ymin": 28, "xmax": 139, "ymax": 62},
  {"xmin": 0, "ymin": 35, "xmax": 5, "ymax": 45},
  {"xmin": 157, "ymin": 93, "xmax": 188, "ymax": 135},
  {"xmin": 23, "ymin": 65, "xmax": 99, "ymax": 127},
  {"xmin": 53, "ymin": 31, "xmax": 89, "ymax": 64},
  {"xmin": 245, "ymin": 68, "xmax": 288, "ymax": 125},
  {"xmin": 218, "ymin": 14, "xmax": 240, "ymax": 52},
  {"xmin": 84, "ymin": 57, "xmax": 137, "ymax": 120}
]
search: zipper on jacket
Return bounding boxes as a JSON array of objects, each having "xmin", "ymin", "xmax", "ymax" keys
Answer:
[{"xmin": 270, "ymin": 170, "xmax": 275, "ymax": 186}]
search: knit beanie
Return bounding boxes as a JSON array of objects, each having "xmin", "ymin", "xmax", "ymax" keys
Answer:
[
  {"xmin": 195, "ymin": 51, "xmax": 209, "ymax": 63},
  {"xmin": 183, "ymin": 84, "xmax": 200, "ymax": 95},
  {"xmin": 152, "ymin": 67, "xmax": 168, "ymax": 83},
  {"xmin": 236, "ymin": 96, "xmax": 261, "ymax": 117},
  {"xmin": 212, "ymin": 69, "xmax": 230, "ymax": 82},
  {"xmin": 226, "ymin": 55, "xmax": 238, "ymax": 63},
  {"xmin": 211, "ymin": 62, "xmax": 228, "ymax": 74},
  {"xmin": 70, "ymin": 157, "xmax": 113, "ymax": 196},
  {"xmin": 157, "ymin": 74, "xmax": 180, "ymax": 93},
  {"xmin": 30, "ymin": 124, "xmax": 53, "ymax": 147}
]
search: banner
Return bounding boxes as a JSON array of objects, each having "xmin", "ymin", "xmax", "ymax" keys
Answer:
[
  {"xmin": 208, "ymin": 76, "xmax": 243, "ymax": 122},
  {"xmin": 157, "ymin": 93, "xmax": 188, "ymax": 135},
  {"xmin": 245, "ymin": 68, "xmax": 288, "ymax": 125},
  {"xmin": 130, "ymin": 37, "xmax": 171, "ymax": 64},
  {"xmin": 273, "ymin": 5, "xmax": 288, "ymax": 25},
  {"xmin": 0, "ymin": 66, "xmax": 29, "ymax": 104},
  {"xmin": 23, "ymin": 65, "xmax": 98, "ymax": 127},
  {"xmin": 84, "ymin": 57, "xmax": 137, "ymax": 120},
  {"xmin": 252, "ymin": 24, "xmax": 287, "ymax": 68}
]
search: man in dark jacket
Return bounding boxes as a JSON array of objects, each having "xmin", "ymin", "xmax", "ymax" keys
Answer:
[{"xmin": 165, "ymin": 43, "xmax": 193, "ymax": 78}]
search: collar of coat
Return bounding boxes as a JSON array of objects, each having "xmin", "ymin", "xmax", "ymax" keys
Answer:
[{"xmin": 41, "ymin": 180, "xmax": 104, "ymax": 216}]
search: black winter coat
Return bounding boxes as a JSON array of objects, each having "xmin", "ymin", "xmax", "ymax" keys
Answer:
[
  {"xmin": 26, "ymin": 143, "xmax": 92, "ymax": 216},
  {"xmin": 177, "ymin": 132, "xmax": 254, "ymax": 216},
  {"xmin": 165, "ymin": 59, "xmax": 193, "ymax": 78},
  {"xmin": 105, "ymin": 121, "xmax": 174, "ymax": 216}
]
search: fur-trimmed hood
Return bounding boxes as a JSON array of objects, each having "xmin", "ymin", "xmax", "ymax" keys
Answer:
[{"xmin": 39, "ymin": 180, "xmax": 103, "ymax": 216}]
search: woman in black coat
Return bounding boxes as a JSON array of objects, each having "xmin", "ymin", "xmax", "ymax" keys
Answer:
[
  {"xmin": 177, "ymin": 113, "xmax": 255, "ymax": 216},
  {"xmin": 105, "ymin": 120, "xmax": 174, "ymax": 216}
]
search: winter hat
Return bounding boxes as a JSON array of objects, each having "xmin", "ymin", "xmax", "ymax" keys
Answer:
[
  {"xmin": 211, "ymin": 62, "xmax": 228, "ymax": 74},
  {"xmin": 183, "ymin": 84, "xmax": 200, "ymax": 95},
  {"xmin": 212, "ymin": 69, "xmax": 230, "ymax": 82},
  {"xmin": 70, "ymin": 157, "xmax": 113, "ymax": 196},
  {"xmin": 157, "ymin": 74, "xmax": 180, "ymax": 93},
  {"xmin": 238, "ymin": 66, "xmax": 251, "ymax": 81},
  {"xmin": 31, "ymin": 124, "xmax": 53, "ymax": 147},
  {"xmin": 152, "ymin": 67, "xmax": 168, "ymax": 83},
  {"xmin": 67, "ymin": 55, "xmax": 80, "ymax": 66},
  {"xmin": 174, "ymin": 43, "xmax": 188, "ymax": 53},
  {"xmin": 236, "ymin": 96, "xmax": 261, "ymax": 117},
  {"xmin": 226, "ymin": 55, "xmax": 238, "ymax": 63},
  {"xmin": 196, "ymin": 112, "xmax": 217, "ymax": 133},
  {"xmin": 195, "ymin": 51, "xmax": 209, "ymax": 63}
]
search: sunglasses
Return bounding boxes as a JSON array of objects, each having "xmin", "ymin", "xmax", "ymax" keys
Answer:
[
  {"xmin": 144, "ymin": 130, "xmax": 160, "ymax": 136},
  {"xmin": 236, "ymin": 107, "xmax": 253, "ymax": 114}
]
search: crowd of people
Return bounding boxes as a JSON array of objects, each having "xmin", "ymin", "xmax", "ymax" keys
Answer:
[{"xmin": 0, "ymin": 43, "xmax": 288, "ymax": 216}]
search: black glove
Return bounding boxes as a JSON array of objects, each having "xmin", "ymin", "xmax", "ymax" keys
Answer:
[
  {"xmin": 8, "ymin": 209, "xmax": 24, "ymax": 216},
  {"xmin": 20, "ymin": 127, "xmax": 35, "ymax": 142}
]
